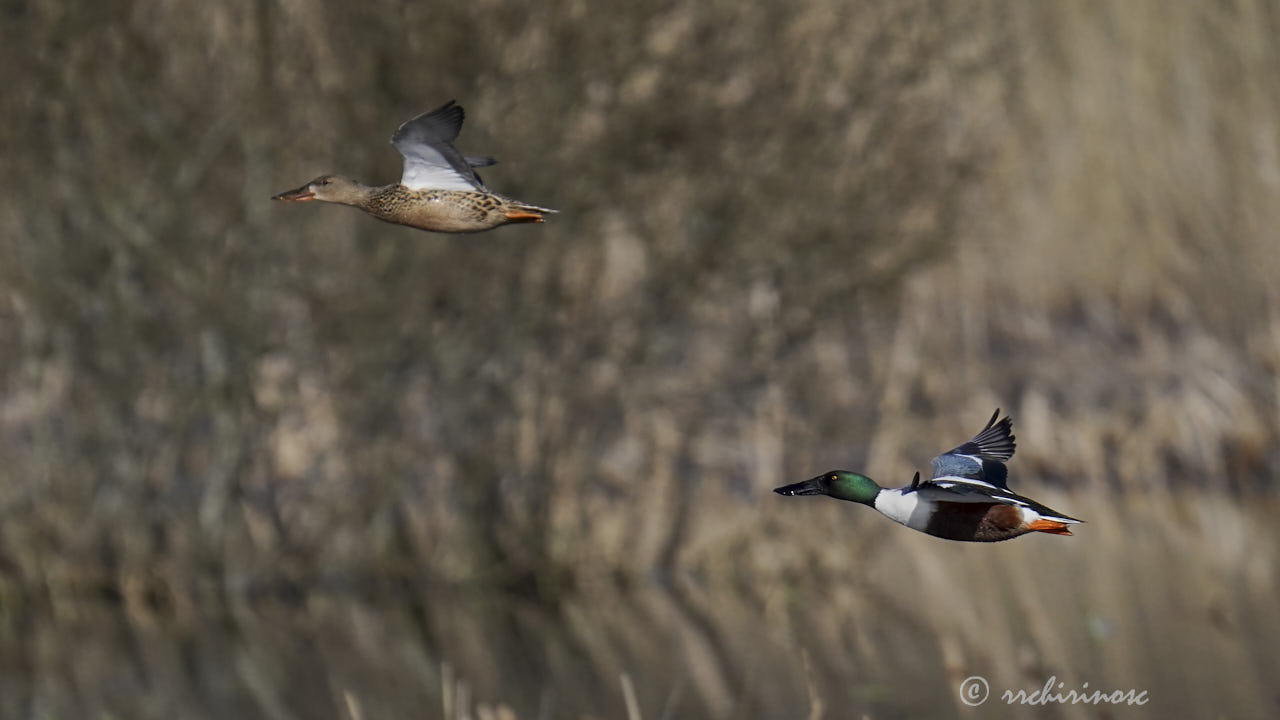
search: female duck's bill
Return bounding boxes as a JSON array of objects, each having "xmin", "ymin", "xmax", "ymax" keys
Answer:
[{"xmin": 271, "ymin": 183, "xmax": 317, "ymax": 202}]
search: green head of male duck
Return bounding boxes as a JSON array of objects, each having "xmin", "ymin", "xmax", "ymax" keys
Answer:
[{"xmin": 774, "ymin": 471, "xmax": 882, "ymax": 505}]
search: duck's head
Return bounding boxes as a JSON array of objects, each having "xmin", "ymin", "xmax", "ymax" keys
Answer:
[
  {"xmin": 272, "ymin": 175, "xmax": 364, "ymax": 204},
  {"xmin": 774, "ymin": 470, "xmax": 881, "ymax": 505}
]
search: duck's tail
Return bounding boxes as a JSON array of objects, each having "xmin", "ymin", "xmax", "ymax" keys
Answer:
[{"xmin": 503, "ymin": 202, "xmax": 558, "ymax": 224}]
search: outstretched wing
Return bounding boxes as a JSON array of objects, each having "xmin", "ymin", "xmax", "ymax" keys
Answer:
[
  {"xmin": 929, "ymin": 409, "xmax": 1016, "ymax": 488},
  {"xmin": 391, "ymin": 100, "xmax": 488, "ymax": 192}
]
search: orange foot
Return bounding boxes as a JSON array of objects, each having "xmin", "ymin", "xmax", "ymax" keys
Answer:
[
  {"xmin": 503, "ymin": 210, "xmax": 546, "ymax": 223},
  {"xmin": 1028, "ymin": 519, "xmax": 1073, "ymax": 536}
]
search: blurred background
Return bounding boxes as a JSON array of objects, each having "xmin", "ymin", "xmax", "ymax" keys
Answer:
[{"xmin": 2, "ymin": 0, "xmax": 1278, "ymax": 718}]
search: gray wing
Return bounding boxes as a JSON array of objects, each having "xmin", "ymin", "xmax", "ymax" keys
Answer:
[
  {"xmin": 929, "ymin": 409, "xmax": 1015, "ymax": 488},
  {"xmin": 391, "ymin": 100, "xmax": 488, "ymax": 192}
]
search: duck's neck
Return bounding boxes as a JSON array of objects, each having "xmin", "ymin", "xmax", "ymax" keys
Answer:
[{"xmin": 335, "ymin": 183, "xmax": 383, "ymax": 208}]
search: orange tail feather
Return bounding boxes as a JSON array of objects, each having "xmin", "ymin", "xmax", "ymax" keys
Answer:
[{"xmin": 1028, "ymin": 519, "xmax": 1073, "ymax": 536}]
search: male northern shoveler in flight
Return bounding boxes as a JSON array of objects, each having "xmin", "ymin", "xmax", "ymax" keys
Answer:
[
  {"xmin": 774, "ymin": 410, "xmax": 1083, "ymax": 542},
  {"xmin": 272, "ymin": 100, "xmax": 556, "ymax": 233}
]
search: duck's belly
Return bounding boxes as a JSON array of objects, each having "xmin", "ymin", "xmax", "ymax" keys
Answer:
[{"xmin": 370, "ymin": 189, "xmax": 508, "ymax": 233}]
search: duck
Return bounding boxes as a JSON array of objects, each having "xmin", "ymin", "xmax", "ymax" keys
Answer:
[
  {"xmin": 272, "ymin": 100, "xmax": 556, "ymax": 233},
  {"xmin": 774, "ymin": 410, "xmax": 1082, "ymax": 542}
]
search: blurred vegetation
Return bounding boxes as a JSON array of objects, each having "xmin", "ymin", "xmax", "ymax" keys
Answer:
[{"xmin": 1, "ymin": 0, "xmax": 1278, "ymax": 718}]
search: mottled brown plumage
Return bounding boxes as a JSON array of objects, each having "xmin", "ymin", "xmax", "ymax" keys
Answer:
[{"xmin": 272, "ymin": 101, "xmax": 555, "ymax": 233}]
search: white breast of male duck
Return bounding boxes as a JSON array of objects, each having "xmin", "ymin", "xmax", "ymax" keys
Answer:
[{"xmin": 872, "ymin": 489, "xmax": 932, "ymax": 531}]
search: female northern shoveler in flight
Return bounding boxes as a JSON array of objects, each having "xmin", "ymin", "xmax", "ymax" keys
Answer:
[
  {"xmin": 272, "ymin": 100, "xmax": 556, "ymax": 233},
  {"xmin": 774, "ymin": 410, "xmax": 1083, "ymax": 542}
]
